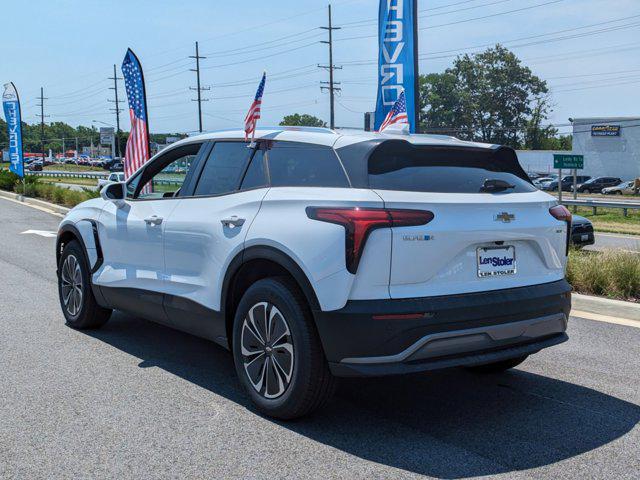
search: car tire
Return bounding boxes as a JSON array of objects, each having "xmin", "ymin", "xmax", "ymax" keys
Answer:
[
  {"xmin": 466, "ymin": 355, "xmax": 528, "ymax": 373},
  {"xmin": 58, "ymin": 240, "xmax": 112, "ymax": 329},
  {"xmin": 232, "ymin": 277, "xmax": 335, "ymax": 420}
]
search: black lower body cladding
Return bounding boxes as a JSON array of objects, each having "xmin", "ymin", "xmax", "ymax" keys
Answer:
[{"xmin": 313, "ymin": 279, "xmax": 572, "ymax": 377}]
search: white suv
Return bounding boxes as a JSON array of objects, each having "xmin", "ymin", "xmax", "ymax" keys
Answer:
[{"xmin": 56, "ymin": 127, "xmax": 572, "ymax": 419}]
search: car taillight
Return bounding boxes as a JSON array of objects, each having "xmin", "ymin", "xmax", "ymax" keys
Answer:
[
  {"xmin": 549, "ymin": 205, "xmax": 572, "ymax": 254},
  {"xmin": 306, "ymin": 207, "xmax": 434, "ymax": 274},
  {"xmin": 549, "ymin": 205, "xmax": 572, "ymax": 223}
]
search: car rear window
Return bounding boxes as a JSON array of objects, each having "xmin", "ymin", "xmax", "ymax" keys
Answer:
[
  {"xmin": 266, "ymin": 142, "xmax": 349, "ymax": 188},
  {"xmin": 368, "ymin": 142, "xmax": 535, "ymax": 194}
]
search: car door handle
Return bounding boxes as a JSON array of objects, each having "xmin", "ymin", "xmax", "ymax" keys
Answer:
[
  {"xmin": 221, "ymin": 216, "xmax": 245, "ymax": 228},
  {"xmin": 144, "ymin": 215, "xmax": 163, "ymax": 226}
]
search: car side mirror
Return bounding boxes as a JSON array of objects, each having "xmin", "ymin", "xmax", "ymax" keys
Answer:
[{"xmin": 101, "ymin": 181, "xmax": 126, "ymax": 206}]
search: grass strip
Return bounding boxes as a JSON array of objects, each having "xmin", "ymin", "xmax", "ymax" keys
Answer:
[{"xmin": 568, "ymin": 248, "xmax": 640, "ymax": 302}]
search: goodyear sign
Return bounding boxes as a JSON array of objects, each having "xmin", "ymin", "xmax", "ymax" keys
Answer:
[{"xmin": 591, "ymin": 125, "xmax": 620, "ymax": 137}]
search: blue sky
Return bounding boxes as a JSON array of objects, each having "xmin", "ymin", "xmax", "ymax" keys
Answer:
[{"xmin": 2, "ymin": 0, "xmax": 639, "ymax": 136}]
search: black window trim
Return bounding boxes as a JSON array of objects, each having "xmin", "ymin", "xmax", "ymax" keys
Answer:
[{"xmin": 125, "ymin": 138, "xmax": 354, "ymax": 202}]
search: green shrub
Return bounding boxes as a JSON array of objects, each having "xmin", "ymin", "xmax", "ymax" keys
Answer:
[
  {"xmin": 0, "ymin": 169, "xmax": 20, "ymax": 191},
  {"xmin": 62, "ymin": 189, "xmax": 84, "ymax": 207},
  {"xmin": 24, "ymin": 174, "xmax": 40, "ymax": 186},
  {"xmin": 53, "ymin": 187, "xmax": 66, "ymax": 205},
  {"xmin": 36, "ymin": 184, "xmax": 55, "ymax": 202},
  {"xmin": 568, "ymin": 249, "xmax": 640, "ymax": 301}
]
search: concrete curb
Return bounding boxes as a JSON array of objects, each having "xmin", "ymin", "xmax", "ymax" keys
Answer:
[
  {"xmin": 573, "ymin": 293, "xmax": 640, "ymax": 322},
  {"xmin": 0, "ymin": 189, "xmax": 70, "ymax": 215}
]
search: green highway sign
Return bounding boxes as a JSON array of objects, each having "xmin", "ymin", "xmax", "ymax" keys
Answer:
[{"xmin": 553, "ymin": 154, "xmax": 584, "ymax": 169}]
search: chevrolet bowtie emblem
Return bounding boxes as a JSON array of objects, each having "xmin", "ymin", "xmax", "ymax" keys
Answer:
[{"xmin": 494, "ymin": 212, "xmax": 515, "ymax": 223}]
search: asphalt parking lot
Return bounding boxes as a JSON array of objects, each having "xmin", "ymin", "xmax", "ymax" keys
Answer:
[{"xmin": 1, "ymin": 197, "xmax": 639, "ymax": 479}]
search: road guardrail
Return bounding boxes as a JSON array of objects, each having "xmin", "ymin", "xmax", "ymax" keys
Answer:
[
  {"xmin": 561, "ymin": 199, "xmax": 640, "ymax": 217},
  {"xmin": 29, "ymin": 171, "xmax": 109, "ymax": 179}
]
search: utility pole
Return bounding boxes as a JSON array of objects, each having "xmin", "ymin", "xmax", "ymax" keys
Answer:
[
  {"xmin": 36, "ymin": 87, "xmax": 49, "ymax": 165},
  {"xmin": 319, "ymin": 4, "xmax": 341, "ymax": 129},
  {"xmin": 108, "ymin": 64, "xmax": 124, "ymax": 158},
  {"xmin": 62, "ymin": 137, "xmax": 65, "ymax": 159},
  {"xmin": 75, "ymin": 137, "xmax": 79, "ymax": 157},
  {"xmin": 189, "ymin": 41, "xmax": 210, "ymax": 133}
]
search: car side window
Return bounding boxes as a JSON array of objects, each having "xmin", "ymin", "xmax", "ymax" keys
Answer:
[
  {"xmin": 240, "ymin": 149, "xmax": 268, "ymax": 191},
  {"xmin": 127, "ymin": 143, "xmax": 203, "ymax": 200},
  {"xmin": 266, "ymin": 142, "xmax": 349, "ymax": 188},
  {"xmin": 194, "ymin": 142, "xmax": 252, "ymax": 196}
]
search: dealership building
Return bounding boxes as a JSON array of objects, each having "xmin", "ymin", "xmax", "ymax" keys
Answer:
[{"xmin": 516, "ymin": 116, "xmax": 640, "ymax": 181}]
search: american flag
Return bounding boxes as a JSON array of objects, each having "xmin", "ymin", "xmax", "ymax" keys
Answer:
[
  {"xmin": 379, "ymin": 89, "xmax": 409, "ymax": 132},
  {"xmin": 122, "ymin": 49, "xmax": 150, "ymax": 180},
  {"xmin": 244, "ymin": 72, "xmax": 266, "ymax": 141}
]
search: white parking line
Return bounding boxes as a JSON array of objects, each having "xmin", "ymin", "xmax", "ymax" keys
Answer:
[
  {"xmin": 571, "ymin": 309, "xmax": 640, "ymax": 329},
  {"xmin": 21, "ymin": 229, "xmax": 57, "ymax": 238}
]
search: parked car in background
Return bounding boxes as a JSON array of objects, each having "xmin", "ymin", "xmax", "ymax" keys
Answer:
[
  {"xmin": 108, "ymin": 161, "xmax": 124, "ymax": 172},
  {"xmin": 27, "ymin": 162, "xmax": 43, "ymax": 171},
  {"xmin": 102, "ymin": 157, "xmax": 123, "ymax": 170},
  {"xmin": 545, "ymin": 175, "xmax": 591, "ymax": 192},
  {"xmin": 570, "ymin": 215, "xmax": 595, "ymax": 248},
  {"xmin": 602, "ymin": 181, "xmax": 634, "ymax": 195},
  {"xmin": 97, "ymin": 172, "xmax": 125, "ymax": 189},
  {"xmin": 56, "ymin": 127, "xmax": 572, "ymax": 419},
  {"xmin": 534, "ymin": 177, "xmax": 555, "ymax": 189},
  {"xmin": 576, "ymin": 177, "xmax": 622, "ymax": 194}
]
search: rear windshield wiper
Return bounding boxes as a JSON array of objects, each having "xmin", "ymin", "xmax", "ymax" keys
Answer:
[{"xmin": 480, "ymin": 179, "xmax": 515, "ymax": 193}]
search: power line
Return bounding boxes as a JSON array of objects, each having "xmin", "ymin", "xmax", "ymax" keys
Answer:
[
  {"xmin": 201, "ymin": 28, "xmax": 321, "ymax": 57},
  {"xmin": 202, "ymin": 41, "xmax": 320, "ymax": 69},
  {"xmin": 341, "ymin": 0, "xmax": 515, "ymax": 29},
  {"xmin": 338, "ymin": 16, "xmax": 640, "ymax": 67},
  {"xmin": 213, "ymin": 65, "xmax": 318, "ymax": 88},
  {"xmin": 337, "ymin": 0, "xmax": 568, "ymax": 42}
]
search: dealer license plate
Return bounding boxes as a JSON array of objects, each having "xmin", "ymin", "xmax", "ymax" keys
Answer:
[{"xmin": 477, "ymin": 246, "xmax": 516, "ymax": 278}]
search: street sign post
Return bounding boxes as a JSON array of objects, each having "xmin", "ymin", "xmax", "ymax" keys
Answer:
[{"xmin": 554, "ymin": 154, "xmax": 584, "ymax": 203}]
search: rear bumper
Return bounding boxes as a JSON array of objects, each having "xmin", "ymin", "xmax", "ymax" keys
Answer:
[{"xmin": 313, "ymin": 279, "xmax": 571, "ymax": 377}]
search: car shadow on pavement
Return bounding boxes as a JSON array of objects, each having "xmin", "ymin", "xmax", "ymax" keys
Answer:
[{"xmin": 87, "ymin": 312, "xmax": 640, "ymax": 479}]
